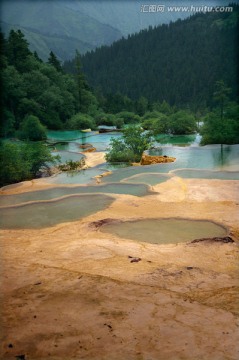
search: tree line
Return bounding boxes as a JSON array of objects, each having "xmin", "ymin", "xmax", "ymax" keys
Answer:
[
  {"xmin": 64, "ymin": 5, "xmax": 238, "ymax": 112},
  {"xmin": 0, "ymin": 25, "xmax": 238, "ymax": 185}
]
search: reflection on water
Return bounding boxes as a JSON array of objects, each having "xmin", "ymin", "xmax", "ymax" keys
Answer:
[
  {"xmin": 0, "ymin": 194, "xmax": 114, "ymax": 229},
  {"xmin": 154, "ymin": 133, "xmax": 201, "ymax": 147},
  {"xmin": 212, "ymin": 145, "xmax": 232, "ymax": 168},
  {"xmin": 47, "ymin": 130, "xmax": 122, "ymax": 152},
  {"xmin": 102, "ymin": 145, "xmax": 239, "ymax": 183},
  {"xmin": 101, "ymin": 218, "xmax": 227, "ymax": 244}
]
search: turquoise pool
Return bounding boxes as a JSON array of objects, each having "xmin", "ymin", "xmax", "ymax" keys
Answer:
[
  {"xmin": 0, "ymin": 183, "xmax": 152, "ymax": 207},
  {"xmin": 0, "ymin": 194, "xmax": 114, "ymax": 229}
]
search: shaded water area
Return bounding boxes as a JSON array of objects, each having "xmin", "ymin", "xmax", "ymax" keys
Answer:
[
  {"xmin": 154, "ymin": 133, "xmax": 201, "ymax": 146},
  {"xmin": 0, "ymin": 183, "xmax": 151, "ymax": 207},
  {"xmin": 0, "ymin": 194, "xmax": 114, "ymax": 229},
  {"xmin": 47, "ymin": 130, "xmax": 122, "ymax": 152},
  {"xmin": 100, "ymin": 219, "xmax": 228, "ymax": 244}
]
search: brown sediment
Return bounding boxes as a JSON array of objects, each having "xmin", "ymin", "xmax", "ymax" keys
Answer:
[
  {"xmin": 141, "ymin": 154, "xmax": 176, "ymax": 165},
  {"xmin": 82, "ymin": 147, "xmax": 97, "ymax": 153},
  {"xmin": 0, "ymin": 175, "xmax": 239, "ymax": 360}
]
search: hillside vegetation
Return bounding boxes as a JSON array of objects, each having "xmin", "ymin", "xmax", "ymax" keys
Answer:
[
  {"xmin": 77, "ymin": 6, "xmax": 238, "ymax": 110},
  {"xmin": 0, "ymin": 0, "xmax": 122, "ymax": 61}
]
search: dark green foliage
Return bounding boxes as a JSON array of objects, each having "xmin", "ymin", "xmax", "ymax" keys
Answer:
[
  {"xmin": 152, "ymin": 100, "xmax": 173, "ymax": 115},
  {"xmin": 200, "ymin": 102, "xmax": 239, "ymax": 145},
  {"xmin": 6, "ymin": 29, "xmax": 31, "ymax": 72},
  {"xmin": 141, "ymin": 112, "xmax": 169, "ymax": 133},
  {"xmin": 116, "ymin": 111, "xmax": 141, "ymax": 124},
  {"xmin": 0, "ymin": 141, "xmax": 57, "ymax": 186},
  {"xmin": 213, "ymin": 80, "xmax": 231, "ymax": 121},
  {"xmin": 106, "ymin": 126, "xmax": 152, "ymax": 163},
  {"xmin": 75, "ymin": 50, "xmax": 97, "ymax": 113},
  {"xmin": 102, "ymin": 93, "xmax": 134, "ymax": 113},
  {"xmin": 200, "ymin": 81, "xmax": 239, "ymax": 145},
  {"xmin": 95, "ymin": 113, "xmax": 116, "ymax": 127},
  {"xmin": 1, "ymin": 29, "xmax": 98, "ymax": 134},
  {"xmin": 80, "ymin": 7, "xmax": 238, "ymax": 109},
  {"xmin": 141, "ymin": 110, "xmax": 197, "ymax": 135},
  {"xmin": 0, "ymin": 110, "xmax": 15, "ymax": 137},
  {"xmin": 66, "ymin": 113, "xmax": 96, "ymax": 130},
  {"xmin": 168, "ymin": 111, "xmax": 197, "ymax": 135},
  {"xmin": 48, "ymin": 51, "xmax": 63, "ymax": 73},
  {"xmin": 18, "ymin": 115, "xmax": 47, "ymax": 141}
]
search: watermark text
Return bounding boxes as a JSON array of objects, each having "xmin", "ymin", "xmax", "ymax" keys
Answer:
[{"xmin": 140, "ymin": 4, "xmax": 233, "ymax": 13}]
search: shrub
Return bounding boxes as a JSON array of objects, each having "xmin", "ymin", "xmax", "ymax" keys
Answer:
[
  {"xmin": 18, "ymin": 115, "xmax": 47, "ymax": 141},
  {"xmin": 66, "ymin": 113, "xmax": 96, "ymax": 130}
]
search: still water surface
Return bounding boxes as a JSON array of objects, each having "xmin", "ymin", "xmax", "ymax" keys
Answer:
[
  {"xmin": 0, "ymin": 194, "xmax": 114, "ymax": 229},
  {"xmin": 100, "ymin": 219, "xmax": 228, "ymax": 244}
]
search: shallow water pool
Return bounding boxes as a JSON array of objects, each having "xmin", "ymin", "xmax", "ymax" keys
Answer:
[
  {"xmin": 0, "ymin": 194, "xmax": 114, "ymax": 229},
  {"xmin": 44, "ymin": 168, "xmax": 107, "ymax": 185},
  {"xmin": 0, "ymin": 183, "xmax": 152, "ymax": 207},
  {"xmin": 102, "ymin": 145, "xmax": 239, "ymax": 183},
  {"xmin": 122, "ymin": 173, "xmax": 172, "ymax": 185},
  {"xmin": 51, "ymin": 150, "xmax": 84, "ymax": 163},
  {"xmin": 100, "ymin": 218, "xmax": 227, "ymax": 244},
  {"xmin": 172, "ymin": 169, "xmax": 239, "ymax": 180}
]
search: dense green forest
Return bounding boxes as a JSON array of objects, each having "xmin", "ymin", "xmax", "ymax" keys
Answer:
[
  {"xmin": 64, "ymin": 5, "xmax": 238, "ymax": 110},
  {"xmin": 0, "ymin": 28, "xmax": 198, "ymax": 137},
  {"xmin": 0, "ymin": 29, "xmax": 99, "ymax": 136},
  {"xmin": 0, "ymin": 10, "xmax": 238, "ymax": 186}
]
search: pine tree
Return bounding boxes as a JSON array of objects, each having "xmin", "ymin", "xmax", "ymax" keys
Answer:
[
  {"xmin": 213, "ymin": 80, "xmax": 231, "ymax": 121},
  {"xmin": 75, "ymin": 50, "xmax": 88, "ymax": 112},
  {"xmin": 47, "ymin": 51, "xmax": 62, "ymax": 72},
  {"xmin": 6, "ymin": 30, "xmax": 31, "ymax": 72}
]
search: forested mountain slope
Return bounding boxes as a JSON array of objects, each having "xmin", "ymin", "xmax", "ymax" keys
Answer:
[
  {"xmin": 0, "ymin": 0, "xmax": 122, "ymax": 61},
  {"xmin": 80, "ymin": 6, "xmax": 238, "ymax": 109},
  {"xmin": 66, "ymin": 0, "xmax": 234, "ymax": 36},
  {"xmin": 1, "ymin": 0, "xmax": 234, "ymax": 62}
]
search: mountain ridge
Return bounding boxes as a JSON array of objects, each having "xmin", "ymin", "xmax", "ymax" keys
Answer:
[
  {"xmin": 79, "ymin": 7, "xmax": 238, "ymax": 108},
  {"xmin": 1, "ymin": 0, "xmax": 235, "ymax": 61},
  {"xmin": 0, "ymin": 0, "xmax": 122, "ymax": 60}
]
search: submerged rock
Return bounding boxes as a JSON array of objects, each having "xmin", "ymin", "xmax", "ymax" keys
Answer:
[{"xmin": 140, "ymin": 154, "xmax": 176, "ymax": 165}]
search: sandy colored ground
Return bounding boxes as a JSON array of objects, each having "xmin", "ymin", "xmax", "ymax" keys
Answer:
[
  {"xmin": 83, "ymin": 151, "xmax": 107, "ymax": 168},
  {"xmin": 0, "ymin": 164, "xmax": 239, "ymax": 359}
]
